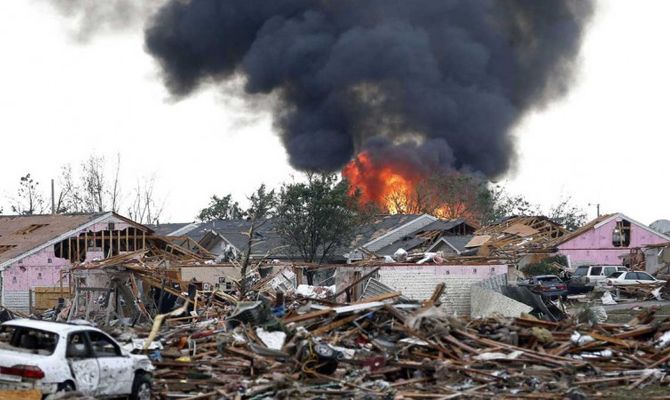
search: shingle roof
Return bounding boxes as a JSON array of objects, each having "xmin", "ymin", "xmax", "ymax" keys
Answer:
[
  {"xmin": 373, "ymin": 219, "xmax": 473, "ymax": 255},
  {"xmin": 0, "ymin": 213, "xmax": 105, "ymax": 265},
  {"xmin": 147, "ymin": 222, "xmax": 196, "ymax": 236},
  {"xmin": 438, "ymin": 235, "xmax": 474, "ymax": 253},
  {"xmin": 348, "ymin": 214, "xmax": 423, "ymax": 249},
  {"xmin": 193, "ymin": 219, "xmax": 289, "ymax": 258}
]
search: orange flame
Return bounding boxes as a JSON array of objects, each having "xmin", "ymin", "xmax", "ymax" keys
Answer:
[
  {"xmin": 342, "ymin": 152, "xmax": 420, "ymax": 213},
  {"xmin": 342, "ymin": 152, "xmax": 479, "ymax": 223}
]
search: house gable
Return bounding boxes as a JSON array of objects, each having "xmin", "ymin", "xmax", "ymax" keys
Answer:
[
  {"xmin": 557, "ymin": 213, "xmax": 670, "ymax": 266},
  {"xmin": 558, "ymin": 213, "xmax": 670, "ymax": 250}
]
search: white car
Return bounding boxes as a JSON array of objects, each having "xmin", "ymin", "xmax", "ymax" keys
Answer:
[
  {"xmin": 604, "ymin": 271, "xmax": 667, "ymax": 287},
  {"xmin": 0, "ymin": 319, "xmax": 153, "ymax": 399}
]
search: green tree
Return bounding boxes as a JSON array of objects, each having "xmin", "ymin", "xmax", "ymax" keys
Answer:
[
  {"xmin": 275, "ymin": 173, "xmax": 360, "ymax": 266},
  {"xmin": 197, "ymin": 194, "xmax": 244, "ymax": 221}
]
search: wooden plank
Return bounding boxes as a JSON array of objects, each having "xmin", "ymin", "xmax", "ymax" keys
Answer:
[
  {"xmin": 282, "ymin": 309, "xmax": 334, "ymax": 324},
  {"xmin": 0, "ymin": 390, "xmax": 42, "ymax": 400},
  {"xmin": 33, "ymin": 287, "xmax": 72, "ymax": 310},
  {"xmin": 353, "ymin": 292, "xmax": 401, "ymax": 304},
  {"xmin": 311, "ymin": 313, "xmax": 361, "ymax": 336}
]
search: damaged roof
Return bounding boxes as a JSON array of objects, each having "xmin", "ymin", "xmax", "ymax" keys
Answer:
[
  {"xmin": 196, "ymin": 219, "xmax": 289, "ymax": 258},
  {"xmin": 0, "ymin": 212, "xmax": 152, "ymax": 270},
  {"xmin": 348, "ymin": 214, "xmax": 426, "ymax": 250},
  {"xmin": 147, "ymin": 222, "xmax": 200, "ymax": 237},
  {"xmin": 466, "ymin": 216, "xmax": 568, "ymax": 255},
  {"xmin": 374, "ymin": 219, "xmax": 475, "ymax": 255}
]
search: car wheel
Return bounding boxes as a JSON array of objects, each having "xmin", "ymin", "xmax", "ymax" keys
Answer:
[
  {"xmin": 130, "ymin": 373, "xmax": 152, "ymax": 400},
  {"xmin": 57, "ymin": 381, "xmax": 76, "ymax": 392}
]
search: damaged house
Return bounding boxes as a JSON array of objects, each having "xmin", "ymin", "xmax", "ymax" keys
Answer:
[
  {"xmin": 344, "ymin": 214, "xmax": 476, "ymax": 262},
  {"xmin": 0, "ymin": 213, "xmax": 151, "ymax": 313},
  {"xmin": 152, "ymin": 219, "xmax": 289, "ymax": 262},
  {"xmin": 463, "ymin": 216, "xmax": 568, "ymax": 266},
  {"xmin": 552, "ymin": 213, "xmax": 670, "ymax": 267}
]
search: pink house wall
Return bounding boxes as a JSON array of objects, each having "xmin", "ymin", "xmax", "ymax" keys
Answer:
[
  {"xmin": 3, "ymin": 220, "xmax": 134, "ymax": 292},
  {"xmin": 558, "ymin": 218, "xmax": 668, "ymax": 266}
]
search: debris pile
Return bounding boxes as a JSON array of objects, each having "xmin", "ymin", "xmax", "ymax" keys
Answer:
[
  {"xmin": 465, "ymin": 216, "xmax": 568, "ymax": 261},
  {"xmin": 115, "ymin": 277, "xmax": 670, "ymax": 399}
]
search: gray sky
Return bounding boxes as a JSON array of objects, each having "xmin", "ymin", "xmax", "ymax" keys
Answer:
[{"xmin": 0, "ymin": 1, "xmax": 668, "ymax": 224}]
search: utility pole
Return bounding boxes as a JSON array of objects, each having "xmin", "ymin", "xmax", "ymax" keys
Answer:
[
  {"xmin": 51, "ymin": 179, "xmax": 56, "ymax": 215},
  {"xmin": 588, "ymin": 202, "xmax": 600, "ymax": 218}
]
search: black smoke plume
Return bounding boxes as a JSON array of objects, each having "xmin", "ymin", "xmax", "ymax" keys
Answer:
[{"xmin": 145, "ymin": 0, "xmax": 594, "ymax": 176}]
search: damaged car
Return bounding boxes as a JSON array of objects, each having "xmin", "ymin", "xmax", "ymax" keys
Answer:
[{"xmin": 0, "ymin": 319, "xmax": 153, "ymax": 399}]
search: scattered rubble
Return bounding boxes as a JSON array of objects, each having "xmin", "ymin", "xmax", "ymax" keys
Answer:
[
  {"xmin": 3, "ymin": 238, "xmax": 670, "ymax": 398},
  {"xmin": 133, "ymin": 280, "xmax": 670, "ymax": 399}
]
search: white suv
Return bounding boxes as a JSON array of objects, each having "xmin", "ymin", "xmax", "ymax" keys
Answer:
[
  {"xmin": 569, "ymin": 265, "xmax": 629, "ymax": 292},
  {"xmin": 0, "ymin": 319, "xmax": 153, "ymax": 399}
]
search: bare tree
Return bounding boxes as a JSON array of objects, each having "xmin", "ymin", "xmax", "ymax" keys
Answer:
[
  {"xmin": 548, "ymin": 197, "xmax": 587, "ymax": 231},
  {"xmin": 11, "ymin": 174, "xmax": 46, "ymax": 215},
  {"xmin": 81, "ymin": 155, "xmax": 108, "ymax": 212},
  {"xmin": 55, "ymin": 164, "xmax": 83, "ymax": 213},
  {"xmin": 127, "ymin": 176, "xmax": 165, "ymax": 225},
  {"xmin": 110, "ymin": 153, "xmax": 122, "ymax": 213},
  {"xmin": 239, "ymin": 184, "xmax": 276, "ymax": 297}
]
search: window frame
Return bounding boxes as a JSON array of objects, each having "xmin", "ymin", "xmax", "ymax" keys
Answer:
[
  {"xmin": 85, "ymin": 330, "xmax": 122, "ymax": 358},
  {"xmin": 625, "ymin": 272, "xmax": 638, "ymax": 280},
  {"xmin": 66, "ymin": 330, "xmax": 94, "ymax": 359},
  {"xmin": 636, "ymin": 272, "xmax": 654, "ymax": 281},
  {"xmin": 0, "ymin": 325, "xmax": 59, "ymax": 356}
]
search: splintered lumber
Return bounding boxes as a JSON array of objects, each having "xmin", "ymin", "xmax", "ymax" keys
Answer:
[
  {"xmin": 283, "ymin": 309, "xmax": 334, "ymax": 324},
  {"xmin": 79, "ymin": 250, "xmax": 670, "ymax": 400},
  {"xmin": 311, "ymin": 313, "xmax": 362, "ymax": 336},
  {"xmin": 330, "ymin": 267, "xmax": 381, "ymax": 299},
  {"xmin": 428, "ymin": 282, "xmax": 446, "ymax": 304}
]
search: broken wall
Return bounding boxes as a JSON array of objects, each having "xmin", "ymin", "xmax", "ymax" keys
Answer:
[
  {"xmin": 180, "ymin": 265, "xmax": 241, "ymax": 290},
  {"xmin": 337, "ymin": 264, "xmax": 507, "ymax": 316},
  {"xmin": 1, "ymin": 216, "xmax": 138, "ymax": 313},
  {"xmin": 470, "ymin": 274, "xmax": 532, "ymax": 318}
]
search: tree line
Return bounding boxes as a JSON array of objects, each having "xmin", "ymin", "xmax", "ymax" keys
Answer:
[
  {"xmin": 197, "ymin": 171, "xmax": 588, "ymax": 271},
  {"xmin": 2, "ymin": 160, "xmax": 587, "ymax": 268},
  {"xmin": 3, "ymin": 154, "xmax": 165, "ymax": 225}
]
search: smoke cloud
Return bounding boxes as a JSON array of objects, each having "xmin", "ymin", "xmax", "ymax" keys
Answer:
[
  {"xmin": 145, "ymin": 0, "xmax": 594, "ymax": 176},
  {"xmin": 49, "ymin": 0, "xmax": 163, "ymax": 42}
]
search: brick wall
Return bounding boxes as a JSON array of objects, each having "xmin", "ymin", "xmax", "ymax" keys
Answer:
[{"xmin": 337, "ymin": 264, "xmax": 507, "ymax": 316}]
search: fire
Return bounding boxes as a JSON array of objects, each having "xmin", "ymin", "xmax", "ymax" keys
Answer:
[
  {"xmin": 342, "ymin": 151, "xmax": 480, "ymax": 223},
  {"xmin": 342, "ymin": 152, "xmax": 420, "ymax": 213}
]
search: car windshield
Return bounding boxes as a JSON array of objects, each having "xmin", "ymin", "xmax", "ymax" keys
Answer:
[
  {"xmin": 537, "ymin": 276, "xmax": 561, "ymax": 284},
  {"xmin": 609, "ymin": 271, "xmax": 624, "ymax": 278},
  {"xmin": 0, "ymin": 325, "xmax": 59, "ymax": 355},
  {"xmin": 573, "ymin": 267, "xmax": 589, "ymax": 277}
]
